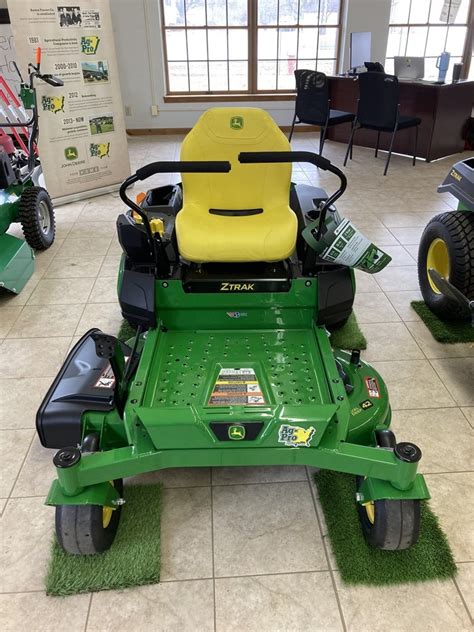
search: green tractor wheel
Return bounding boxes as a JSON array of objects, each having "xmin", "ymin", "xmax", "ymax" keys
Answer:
[
  {"xmin": 418, "ymin": 211, "xmax": 474, "ymax": 321},
  {"xmin": 19, "ymin": 186, "xmax": 56, "ymax": 250}
]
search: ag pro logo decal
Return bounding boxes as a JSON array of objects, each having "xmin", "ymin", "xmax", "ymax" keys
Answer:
[
  {"xmin": 230, "ymin": 115, "xmax": 244, "ymax": 130},
  {"xmin": 41, "ymin": 95, "xmax": 65, "ymax": 113},
  {"xmin": 81, "ymin": 36, "xmax": 100, "ymax": 55},
  {"xmin": 90, "ymin": 142, "xmax": 110, "ymax": 158},
  {"xmin": 278, "ymin": 425, "xmax": 315, "ymax": 448},
  {"xmin": 228, "ymin": 424, "xmax": 246, "ymax": 440}
]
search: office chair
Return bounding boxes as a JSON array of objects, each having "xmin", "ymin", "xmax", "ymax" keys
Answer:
[
  {"xmin": 364, "ymin": 61, "xmax": 384, "ymax": 72},
  {"xmin": 289, "ymin": 69, "xmax": 355, "ymax": 155},
  {"xmin": 343, "ymin": 72, "xmax": 421, "ymax": 176}
]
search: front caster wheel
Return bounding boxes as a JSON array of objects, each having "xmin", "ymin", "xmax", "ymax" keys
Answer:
[
  {"xmin": 55, "ymin": 479, "xmax": 123, "ymax": 555},
  {"xmin": 356, "ymin": 480, "xmax": 421, "ymax": 550}
]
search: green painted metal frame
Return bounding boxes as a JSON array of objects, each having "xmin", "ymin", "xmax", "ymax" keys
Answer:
[{"xmin": 45, "ymin": 293, "xmax": 430, "ymax": 507}]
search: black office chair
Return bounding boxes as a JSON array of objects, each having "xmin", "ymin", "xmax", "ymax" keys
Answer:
[
  {"xmin": 364, "ymin": 61, "xmax": 384, "ymax": 72},
  {"xmin": 343, "ymin": 72, "xmax": 421, "ymax": 176},
  {"xmin": 289, "ymin": 69, "xmax": 355, "ymax": 155}
]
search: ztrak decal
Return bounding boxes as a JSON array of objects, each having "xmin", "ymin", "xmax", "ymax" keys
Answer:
[
  {"xmin": 90, "ymin": 142, "xmax": 110, "ymax": 158},
  {"xmin": 450, "ymin": 168, "xmax": 462, "ymax": 182},
  {"xmin": 365, "ymin": 377, "xmax": 380, "ymax": 399},
  {"xmin": 220, "ymin": 282, "xmax": 255, "ymax": 291},
  {"xmin": 278, "ymin": 424, "xmax": 315, "ymax": 448},
  {"xmin": 41, "ymin": 95, "xmax": 65, "ymax": 113},
  {"xmin": 81, "ymin": 36, "xmax": 100, "ymax": 55}
]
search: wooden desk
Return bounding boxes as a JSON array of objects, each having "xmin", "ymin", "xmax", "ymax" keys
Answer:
[{"xmin": 326, "ymin": 76, "xmax": 474, "ymax": 161}]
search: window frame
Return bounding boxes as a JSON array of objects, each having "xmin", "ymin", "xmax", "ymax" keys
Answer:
[
  {"xmin": 385, "ymin": 0, "xmax": 473, "ymax": 79},
  {"xmin": 160, "ymin": 0, "xmax": 344, "ymax": 97}
]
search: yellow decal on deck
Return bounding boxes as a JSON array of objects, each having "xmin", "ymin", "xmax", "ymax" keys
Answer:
[{"xmin": 278, "ymin": 424, "xmax": 315, "ymax": 448}]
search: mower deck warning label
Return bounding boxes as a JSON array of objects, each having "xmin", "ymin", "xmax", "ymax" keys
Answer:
[{"xmin": 208, "ymin": 368, "xmax": 266, "ymax": 406}]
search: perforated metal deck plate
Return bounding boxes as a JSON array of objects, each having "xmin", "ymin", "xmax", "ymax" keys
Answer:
[{"xmin": 144, "ymin": 329, "xmax": 332, "ymax": 409}]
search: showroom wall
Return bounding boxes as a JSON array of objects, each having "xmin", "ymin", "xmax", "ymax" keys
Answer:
[{"xmin": 109, "ymin": 0, "xmax": 392, "ymax": 131}]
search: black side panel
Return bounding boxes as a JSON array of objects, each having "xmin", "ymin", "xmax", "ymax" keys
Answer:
[
  {"xmin": 117, "ymin": 214, "xmax": 154, "ymax": 264},
  {"xmin": 0, "ymin": 150, "xmax": 16, "ymax": 188},
  {"xmin": 317, "ymin": 268, "xmax": 355, "ymax": 327},
  {"xmin": 119, "ymin": 268, "xmax": 156, "ymax": 328},
  {"xmin": 36, "ymin": 329, "xmax": 117, "ymax": 448}
]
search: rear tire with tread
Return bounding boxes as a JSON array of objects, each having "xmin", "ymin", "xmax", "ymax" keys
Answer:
[
  {"xmin": 418, "ymin": 211, "xmax": 474, "ymax": 321},
  {"xmin": 19, "ymin": 186, "xmax": 55, "ymax": 250}
]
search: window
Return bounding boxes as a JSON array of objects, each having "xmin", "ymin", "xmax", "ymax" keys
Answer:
[
  {"xmin": 385, "ymin": 0, "xmax": 471, "ymax": 79},
  {"xmin": 161, "ymin": 0, "xmax": 342, "ymax": 94}
]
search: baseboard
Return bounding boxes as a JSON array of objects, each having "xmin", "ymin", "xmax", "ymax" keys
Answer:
[{"xmin": 126, "ymin": 125, "xmax": 320, "ymax": 136}]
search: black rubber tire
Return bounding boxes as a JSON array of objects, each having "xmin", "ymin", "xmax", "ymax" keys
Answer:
[
  {"xmin": 55, "ymin": 479, "xmax": 123, "ymax": 555},
  {"xmin": 18, "ymin": 186, "xmax": 56, "ymax": 250},
  {"xmin": 356, "ymin": 479, "xmax": 421, "ymax": 550},
  {"xmin": 418, "ymin": 211, "xmax": 474, "ymax": 321}
]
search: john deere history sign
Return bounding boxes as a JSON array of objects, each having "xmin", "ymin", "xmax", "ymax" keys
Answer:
[{"xmin": 8, "ymin": 0, "xmax": 130, "ymax": 202}]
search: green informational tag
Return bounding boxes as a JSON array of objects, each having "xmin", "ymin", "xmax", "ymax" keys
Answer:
[
  {"xmin": 302, "ymin": 215, "xmax": 392, "ymax": 274},
  {"xmin": 20, "ymin": 86, "xmax": 35, "ymax": 110}
]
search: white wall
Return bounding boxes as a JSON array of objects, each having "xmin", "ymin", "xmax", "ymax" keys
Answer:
[
  {"xmin": 110, "ymin": 0, "xmax": 392, "ymax": 131},
  {"xmin": 340, "ymin": 0, "xmax": 391, "ymax": 71}
]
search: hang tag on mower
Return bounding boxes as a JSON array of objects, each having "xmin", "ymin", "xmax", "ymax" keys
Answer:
[{"xmin": 302, "ymin": 215, "xmax": 391, "ymax": 274}]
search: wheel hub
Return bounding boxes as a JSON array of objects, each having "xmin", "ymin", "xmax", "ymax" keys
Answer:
[
  {"xmin": 426, "ymin": 238, "xmax": 450, "ymax": 294},
  {"xmin": 38, "ymin": 199, "xmax": 52, "ymax": 235}
]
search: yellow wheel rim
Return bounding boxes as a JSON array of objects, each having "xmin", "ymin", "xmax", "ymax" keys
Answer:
[
  {"xmin": 426, "ymin": 238, "xmax": 450, "ymax": 294},
  {"xmin": 363, "ymin": 501, "xmax": 375, "ymax": 524},
  {"xmin": 102, "ymin": 481, "xmax": 115, "ymax": 528}
]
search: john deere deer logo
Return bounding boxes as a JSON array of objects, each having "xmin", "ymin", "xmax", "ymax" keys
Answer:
[
  {"xmin": 64, "ymin": 146, "xmax": 78, "ymax": 161},
  {"xmin": 230, "ymin": 116, "xmax": 244, "ymax": 130},
  {"xmin": 228, "ymin": 424, "xmax": 246, "ymax": 440}
]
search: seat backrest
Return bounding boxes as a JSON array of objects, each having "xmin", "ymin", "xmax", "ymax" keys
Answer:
[
  {"xmin": 358, "ymin": 72, "xmax": 399, "ymax": 128},
  {"xmin": 180, "ymin": 108, "xmax": 291, "ymax": 211},
  {"xmin": 294, "ymin": 69, "xmax": 329, "ymax": 125}
]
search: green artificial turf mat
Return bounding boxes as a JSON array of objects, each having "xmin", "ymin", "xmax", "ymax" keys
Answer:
[
  {"xmin": 411, "ymin": 301, "xmax": 473, "ymax": 344},
  {"xmin": 117, "ymin": 319, "xmax": 137, "ymax": 342},
  {"xmin": 315, "ymin": 471, "xmax": 456, "ymax": 585},
  {"xmin": 329, "ymin": 312, "xmax": 367, "ymax": 350},
  {"xmin": 46, "ymin": 484, "xmax": 162, "ymax": 596}
]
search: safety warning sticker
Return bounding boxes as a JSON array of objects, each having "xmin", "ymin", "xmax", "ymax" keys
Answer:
[
  {"xmin": 365, "ymin": 376, "xmax": 380, "ymax": 399},
  {"xmin": 94, "ymin": 364, "xmax": 115, "ymax": 389},
  {"xmin": 208, "ymin": 368, "xmax": 266, "ymax": 406},
  {"xmin": 93, "ymin": 356, "xmax": 130, "ymax": 389}
]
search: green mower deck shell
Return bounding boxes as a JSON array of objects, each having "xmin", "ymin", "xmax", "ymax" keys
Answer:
[
  {"xmin": 0, "ymin": 233, "xmax": 35, "ymax": 293},
  {"xmin": 45, "ymin": 285, "xmax": 429, "ymax": 509},
  {"xmin": 0, "ymin": 184, "xmax": 22, "ymax": 233}
]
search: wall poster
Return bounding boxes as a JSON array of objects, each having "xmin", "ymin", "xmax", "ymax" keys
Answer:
[{"xmin": 7, "ymin": 0, "xmax": 130, "ymax": 203}]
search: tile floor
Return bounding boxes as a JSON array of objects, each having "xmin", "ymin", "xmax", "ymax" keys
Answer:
[{"xmin": 0, "ymin": 133, "xmax": 473, "ymax": 632}]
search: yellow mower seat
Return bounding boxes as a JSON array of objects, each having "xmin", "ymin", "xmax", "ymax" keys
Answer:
[{"xmin": 176, "ymin": 108, "xmax": 297, "ymax": 263}]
